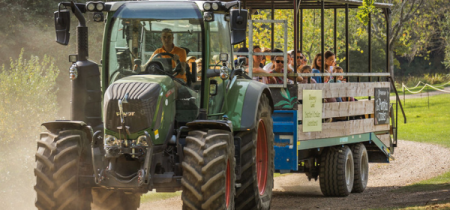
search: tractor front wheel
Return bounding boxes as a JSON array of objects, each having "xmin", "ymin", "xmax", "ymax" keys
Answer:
[
  {"xmin": 34, "ymin": 129, "xmax": 92, "ymax": 210},
  {"xmin": 181, "ymin": 129, "xmax": 235, "ymax": 210}
]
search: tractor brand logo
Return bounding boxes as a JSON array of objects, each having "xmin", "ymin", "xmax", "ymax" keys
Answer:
[{"xmin": 116, "ymin": 112, "xmax": 135, "ymax": 117}]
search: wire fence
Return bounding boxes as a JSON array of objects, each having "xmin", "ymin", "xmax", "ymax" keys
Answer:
[{"xmin": 400, "ymin": 81, "xmax": 450, "ymax": 109}]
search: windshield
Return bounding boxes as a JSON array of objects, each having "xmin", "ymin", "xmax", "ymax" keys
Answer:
[{"xmin": 107, "ymin": 2, "xmax": 202, "ymax": 83}]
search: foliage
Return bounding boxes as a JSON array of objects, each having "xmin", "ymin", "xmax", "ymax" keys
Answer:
[
  {"xmin": 356, "ymin": 0, "xmax": 376, "ymax": 26},
  {"xmin": 0, "ymin": 49, "xmax": 60, "ymax": 142}
]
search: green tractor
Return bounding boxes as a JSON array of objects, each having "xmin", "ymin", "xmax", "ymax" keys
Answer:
[{"xmin": 34, "ymin": 1, "xmax": 275, "ymax": 210}]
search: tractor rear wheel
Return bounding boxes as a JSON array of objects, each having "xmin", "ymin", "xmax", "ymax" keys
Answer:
[
  {"xmin": 235, "ymin": 94, "xmax": 274, "ymax": 210},
  {"xmin": 34, "ymin": 129, "xmax": 92, "ymax": 210},
  {"xmin": 351, "ymin": 143, "xmax": 369, "ymax": 193},
  {"xmin": 91, "ymin": 188, "xmax": 140, "ymax": 210},
  {"xmin": 181, "ymin": 129, "xmax": 235, "ymax": 210},
  {"xmin": 319, "ymin": 146, "xmax": 354, "ymax": 197}
]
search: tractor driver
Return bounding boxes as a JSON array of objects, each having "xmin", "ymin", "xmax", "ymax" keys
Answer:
[{"xmin": 144, "ymin": 28, "xmax": 187, "ymax": 82}]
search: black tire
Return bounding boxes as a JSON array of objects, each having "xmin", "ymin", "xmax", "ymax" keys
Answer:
[
  {"xmin": 181, "ymin": 129, "xmax": 235, "ymax": 210},
  {"xmin": 34, "ymin": 129, "xmax": 92, "ymax": 210},
  {"xmin": 235, "ymin": 94, "xmax": 274, "ymax": 210},
  {"xmin": 351, "ymin": 143, "xmax": 369, "ymax": 193},
  {"xmin": 91, "ymin": 188, "xmax": 141, "ymax": 210},
  {"xmin": 319, "ymin": 146, "xmax": 354, "ymax": 197}
]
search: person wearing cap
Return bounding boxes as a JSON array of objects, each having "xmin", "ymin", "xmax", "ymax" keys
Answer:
[{"xmin": 144, "ymin": 28, "xmax": 187, "ymax": 82}]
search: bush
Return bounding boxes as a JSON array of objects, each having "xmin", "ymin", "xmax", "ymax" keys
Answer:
[{"xmin": 0, "ymin": 49, "xmax": 59, "ymax": 209}]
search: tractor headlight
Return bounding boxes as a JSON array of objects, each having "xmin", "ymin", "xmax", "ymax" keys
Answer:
[
  {"xmin": 203, "ymin": 2, "xmax": 211, "ymax": 11},
  {"xmin": 136, "ymin": 135, "xmax": 148, "ymax": 147},
  {"xmin": 211, "ymin": 2, "xmax": 219, "ymax": 11},
  {"xmin": 105, "ymin": 135, "xmax": 119, "ymax": 147},
  {"xmin": 95, "ymin": 3, "xmax": 104, "ymax": 11},
  {"xmin": 86, "ymin": 3, "xmax": 95, "ymax": 11}
]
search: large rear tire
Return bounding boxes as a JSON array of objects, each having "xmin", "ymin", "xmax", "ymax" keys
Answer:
[
  {"xmin": 235, "ymin": 94, "xmax": 274, "ymax": 210},
  {"xmin": 319, "ymin": 146, "xmax": 354, "ymax": 197},
  {"xmin": 181, "ymin": 129, "xmax": 235, "ymax": 210},
  {"xmin": 351, "ymin": 143, "xmax": 369, "ymax": 193},
  {"xmin": 91, "ymin": 188, "xmax": 140, "ymax": 210},
  {"xmin": 34, "ymin": 129, "xmax": 92, "ymax": 210}
]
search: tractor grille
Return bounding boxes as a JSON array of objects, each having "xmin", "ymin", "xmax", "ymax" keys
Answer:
[{"xmin": 104, "ymin": 82, "xmax": 161, "ymax": 134}]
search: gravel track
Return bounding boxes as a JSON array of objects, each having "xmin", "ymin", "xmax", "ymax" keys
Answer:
[{"xmin": 139, "ymin": 140, "xmax": 450, "ymax": 210}]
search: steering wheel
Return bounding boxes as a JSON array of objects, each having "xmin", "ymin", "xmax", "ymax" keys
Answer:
[{"xmin": 150, "ymin": 52, "xmax": 182, "ymax": 74}]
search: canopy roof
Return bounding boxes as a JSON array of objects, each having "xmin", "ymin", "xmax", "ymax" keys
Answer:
[{"xmin": 225, "ymin": 0, "xmax": 392, "ymax": 10}]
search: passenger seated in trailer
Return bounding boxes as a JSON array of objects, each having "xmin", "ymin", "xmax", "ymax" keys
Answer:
[
  {"xmin": 298, "ymin": 65, "xmax": 316, "ymax": 84},
  {"xmin": 288, "ymin": 49, "xmax": 307, "ymax": 74},
  {"xmin": 312, "ymin": 51, "xmax": 335, "ymax": 83},
  {"xmin": 323, "ymin": 70, "xmax": 342, "ymax": 103},
  {"xmin": 263, "ymin": 48, "xmax": 283, "ymax": 71},
  {"xmin": 236, "ymin": 47, "xmax": 271, "ymax": 83},
  {"xmin": 267, "ymin": 55, "xmax": 302, "ymax": 84},
  {"xmin": 261, "ymin": 47, "xmax": 271, "ymax": 67}
]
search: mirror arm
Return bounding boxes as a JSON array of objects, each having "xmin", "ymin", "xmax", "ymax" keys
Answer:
[{"xmin": 70, "ymin": 1, "xmax": 86, "ymax": 27}]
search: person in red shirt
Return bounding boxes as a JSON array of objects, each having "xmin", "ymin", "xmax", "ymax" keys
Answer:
[{"xmin": 144, "ymin": 28, "xmax": 187, "ymax": 82}]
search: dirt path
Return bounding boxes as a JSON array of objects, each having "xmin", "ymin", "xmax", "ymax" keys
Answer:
[{"xmin": 139, "ymin": 140, "xmax": 450, "ymax": 209}]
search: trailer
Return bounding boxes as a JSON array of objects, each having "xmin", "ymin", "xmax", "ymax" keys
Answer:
[{"xmin": 233, "ymin": 0, "xmax": 406, "ymax": 197}]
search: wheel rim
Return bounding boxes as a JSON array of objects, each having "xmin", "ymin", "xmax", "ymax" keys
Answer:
[
  {"xmin": 361, "ymin": 151, "xmax": 369, "ymax": 183},
  {"xmin": 256, "ymin": 119, "xmax": 268, "ymax": 195},
  {"xmin": 345, "ymin": 154, "xmax": 352, "ymax": 186},
  {"xmin": 225, "ymin": 159, "xmax": 231, "ymax": 208}
]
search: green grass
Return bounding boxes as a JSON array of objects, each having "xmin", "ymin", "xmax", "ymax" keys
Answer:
[
  {"xmin": 395, "ymin": 172, "xmax": 450, "ymax": 193},
  {"xmin": 396, "ymin": 94, "xmax": 450, "ymax": 147}
]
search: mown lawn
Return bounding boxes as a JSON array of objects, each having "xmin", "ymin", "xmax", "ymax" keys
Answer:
[
  {"xmin": 392, "ymin": 94, "xmax": 450, "ymax": 208},
  {"xmin": 396, "ymin": 94, "xmax": 450, "ymax": 147}
]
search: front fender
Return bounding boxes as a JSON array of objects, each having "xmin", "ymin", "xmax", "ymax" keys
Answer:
[{"xmin": 225, "ymin": 80, "xmax": 273, "ymax": 131}]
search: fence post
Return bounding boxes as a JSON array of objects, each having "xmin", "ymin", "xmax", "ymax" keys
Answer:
[
  {"xmin": 427, "ymin": 85, "xmax": 429, "ymax": 109},
  {"xmin": 402, "ymin": 84, "xmax": 405, "ymax": 107}
]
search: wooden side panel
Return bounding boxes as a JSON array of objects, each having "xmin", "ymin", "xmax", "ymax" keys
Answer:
[
  {"xmin": 298, "ymin": 82, "xmax": 390, "ymax": 99},
  {"xmin": 297, "ymin": 119, "xmax": 390, "ymax": 141},
  {"xmin": 298, "ymin": 100, "xmax": 374, "ymax": 119}
]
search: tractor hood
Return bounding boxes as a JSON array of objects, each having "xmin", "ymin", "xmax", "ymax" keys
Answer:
[{"xmin": 103, "ymin": 75, "xmax": 176, "ymax": 143}]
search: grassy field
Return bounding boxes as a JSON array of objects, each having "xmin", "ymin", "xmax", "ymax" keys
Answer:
[
  {"xmin": 396, "ymin": 94, "xmax": 450, "ymax": 147},
  {"xmin": 392, "ymin": 94, "xmax": 450, "ymax": 209}
]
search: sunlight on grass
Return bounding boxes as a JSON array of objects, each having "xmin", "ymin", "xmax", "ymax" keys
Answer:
[
  {"xmin": 140, "ymin": 190, "xmax": 182, "ymax": 203},
  {"xmin": 396, "ymin": 94, "xmax": 450, "ymax": 148},
  {"xmin": 395, "ymin": 171, "xmax": 450, "ymax": 193}
]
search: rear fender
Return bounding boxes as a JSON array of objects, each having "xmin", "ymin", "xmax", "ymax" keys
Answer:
[{"xmin": 225, "ymin": 80, "xmax": 273, "ymax": 131}]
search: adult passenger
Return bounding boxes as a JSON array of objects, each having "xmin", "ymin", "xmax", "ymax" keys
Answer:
[
  {"xmin": 268, "ymin": 55, "xmax": 302, "ymax": 84},
  {"xmin": 263, "ymin": 49, "xmax": 283, "ymax": 71},
  {"xmin": 311, "ymin": 53, "xmax": 323, "ymax": 83}
]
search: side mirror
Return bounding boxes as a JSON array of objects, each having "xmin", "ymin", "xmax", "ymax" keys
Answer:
[
  {"xmin": 54, "ymin": 10, "xmax": 71, "ymax": 45},
  {"xmin": 209, "ymin": 80, "xmax": 218, "ymax": 96},
  {"xmin": 230, "ymin": 9, "xmax": 248, "ymax": 45},
  {"xmin": 237, "ymin": 57, "xmax": 247, "ymax": 66}
]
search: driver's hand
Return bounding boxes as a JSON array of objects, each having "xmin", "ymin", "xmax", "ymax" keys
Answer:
[{"xmin": 173, "ymin": 54, "xmax": 180, "ymax": 61}]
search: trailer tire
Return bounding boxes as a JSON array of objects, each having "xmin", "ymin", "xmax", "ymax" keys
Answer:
[
  {"xmin": 351, "ymin": 143, "xmax": 369, "ymax": 193},
  {"xmin": 319, "ymin": 146, "xmax": 354, "ymax": 197},
  {"xmin": 34, "ymin": 129, "xmax": 92, "ymax": 210},
  {"xmin": 235, "ymin": 94, "xmax": 274, "ymax": 210},
  {"xmin": 91, "ymin": 188, "xmax": 140, "ymax": 210},
  {"xmin": 181, "ymin": 129, "xmax": 235, "ymax": 210}
]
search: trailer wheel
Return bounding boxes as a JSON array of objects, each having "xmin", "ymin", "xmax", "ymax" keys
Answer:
[
  {"xmin": 91, "ymin": 188, "xmax": 140, "ymax": 210},
  {"xmin": 235, "ymin": 94, "xmax": 274, "ymax": 210},
  {"xmin": 34, "ymin": 129, "xmax": 92, "ymax": 210},
  {"xmin": 319, "ymin": 146, "xmax": 354, "ymax": 197},
  {"xmin": 181, "ymin": 129, "xmax": 235, "ymax": 210},
  {"xmin": 351, "ymin": 143, "xmax": 369, "ymax": 193}
]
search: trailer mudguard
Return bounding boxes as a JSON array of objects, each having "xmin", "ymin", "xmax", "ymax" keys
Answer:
[{"xmin": 225, "ymin": 79, "xmax": 273, "ymax": 131}]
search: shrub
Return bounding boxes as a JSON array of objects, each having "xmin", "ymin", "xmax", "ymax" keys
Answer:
[{"xmin": 0, "ymin": 49, "xmax": 59, "ymax": 209}]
